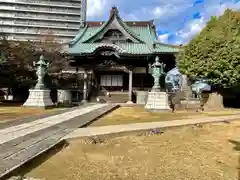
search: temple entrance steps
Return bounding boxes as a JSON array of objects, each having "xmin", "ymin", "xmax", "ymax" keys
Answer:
[{"xmin": 95, "ymin": 91, "xmax": 129, "ymax": 103}]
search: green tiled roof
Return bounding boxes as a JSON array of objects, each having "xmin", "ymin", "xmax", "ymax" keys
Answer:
[
  {"xmin": 65, "ymin": 7, "xmax": 179, "ymax": 56},
  {"xmin": 82, "ymin": 16, "xmax": 144, "ymax": 43},
  {"xmin": 68, "ymin": 42, "xmax": 179, "ymax": 55}
]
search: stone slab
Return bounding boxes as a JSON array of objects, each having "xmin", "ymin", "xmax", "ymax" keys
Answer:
[
  {"xmin": 0, "ymin": 126, "xmax": 62, "ymax": 160},
  {"xmin": 0, "ymin": 104, "xmax": 119, "ymax": 179},
  {"xmin": 0, "ymin": 104, "xmax": 108, "ymax": 144},
  {"xmin": 0, "ymin": 103, "xmax": 92, "ymax": 130},
  {"xmin": 57, "ymin": 89, "xmax": 72, "ymax": 104},
  {"xmin": 135, "ymin": 91, "xmax": 148, "ymax": 105},
  {"xmin": 0, "ymin": 129, "xmax": 69, "ymax": 179},
  {"xmin": 0, "ymin": 104, "xmax": 118, "ymax": 161}
]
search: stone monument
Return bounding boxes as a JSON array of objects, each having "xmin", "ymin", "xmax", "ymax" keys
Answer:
[
  {"xmin": 145, "ymin": 56, "xmax": 171, "ymax": 111},
  {"xmin": 191, "ymin": 78, "xmax": 211, "ymax": 111},
  {"xmin": 165, "ymin": 67, "xmax": 184, "ymax": 112},
  {"xmin": 57, "ymin": 89, "xmax": 72, "ymax": 104},
  {"xmin": 23, "ymin": 55, "xmax": 54, "ymax": 108}
]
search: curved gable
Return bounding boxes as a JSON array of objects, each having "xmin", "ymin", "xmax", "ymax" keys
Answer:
[{"xmin": 82, "ymin": 7, "xmax": 144, "ymax": 43}]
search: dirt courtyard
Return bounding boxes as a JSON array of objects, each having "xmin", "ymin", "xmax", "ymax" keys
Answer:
[
  {"xmin": 91, "ymin": 106, "xmax": 240, "ymax": 126},
  {"xmin": 23, "ymin": 120, "xmax": 240, "ymax": 180},
  {"xmin": 0, "ymin": 106, "xmax": 65, "ymax": 122}
]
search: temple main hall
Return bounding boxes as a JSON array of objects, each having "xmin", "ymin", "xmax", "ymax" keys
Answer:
[{"xmin": 63, "ymin": 7, "xmax": 180, "ymax": 103}]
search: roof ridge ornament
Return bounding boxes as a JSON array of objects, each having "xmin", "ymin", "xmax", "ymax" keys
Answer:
[{"xmin": 110, "ymin": 6, "xmax": 119, "ymax": 17}]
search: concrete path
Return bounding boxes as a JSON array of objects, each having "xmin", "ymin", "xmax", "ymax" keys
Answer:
[
  {"xmin": 0, "ymin": 103, "xmax": 119, "ymax": 178},
  {"xmin": 64, "ymin": 114, "xmax": 240, "ymax": 139},
  {"xmin": 0, "ymin": 104, "xmax": 107, "ymax": 144}
]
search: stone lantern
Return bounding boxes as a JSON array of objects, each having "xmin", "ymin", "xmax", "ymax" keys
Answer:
[
  {"xmin": 23, "ymin": 55, "xmax": 54, "ymax": 108},
  {"xmin": 34, "ymin": 54, "xmax": 49, "ymax": 89},
  {"xmin": 145, "ymin": 56, "xmax": 171, "ymax": 111},
  {"xmin": 150, "ymin": 56, "xmax": 165, "ymax": 91}
]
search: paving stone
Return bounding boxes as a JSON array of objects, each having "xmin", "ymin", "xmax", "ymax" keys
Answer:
[
  {"xmin": 0, "ymin": 103, "xmax": 119, "ymax": 179},
  {"xmin": 0, "ymin": 104, "xmax": 108, "ymax": 144},
  {"xmin": 0, "ymin": 126, "xmax": 62, "ymax": 160},
  {"xmin": 0, "ymin": 103, "xmax": 92, "ymax": 130}
]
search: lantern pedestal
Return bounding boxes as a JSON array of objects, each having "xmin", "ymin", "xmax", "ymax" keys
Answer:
[
  {"xmin": 23, "ymin": 89, "xmax": 54, "ymax": 108},
  {"xmin": 145, "ymin": 91, "xmax": 171, "ymax": 111}
]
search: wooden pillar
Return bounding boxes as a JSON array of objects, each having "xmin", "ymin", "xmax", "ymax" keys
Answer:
[
  {"xmin": 82, "ymin": 70, "xmax": 88, "ymax": 103},
  {"xmin": 127, "ymin": 69, "xmax": 133, "ymax": 104}
]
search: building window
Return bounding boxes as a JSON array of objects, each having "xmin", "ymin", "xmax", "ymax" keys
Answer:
[{"xmin": 100, "ymin": 75, "xmax": 123, "ymax": 87}]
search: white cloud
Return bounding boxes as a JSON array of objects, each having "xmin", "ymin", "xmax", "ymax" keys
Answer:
[
  {"xmin": 205, "ymin": 1, "xmax": 240, "ymax": 18},
  {"xmin": 84, "ymin": 0, "xmax": 240, "ymax": 44},
  {"xmin": 118, "ymin": 0, "xmax": 194, "ymax": 22},
  {"xmin": 174, "ymin": 1, "xmax": 240, "ymax": 44},
  {"xmin": 177, "ymin": 17, "xmax": 205, "ymax": 42},
  {"xmin": 87, "ymin": 0, "xmax": 112, "ymax": 18},
  {"xmin": 158, "ymin": 33, "xmax": 169, "ymax": 43},
  {"xmin": 121, "ymin": 12, "xmax": 140, "ymax": 21},
  {"xmin": 151, "ymin": 2, "xmax": 192, "ymax": 19}
]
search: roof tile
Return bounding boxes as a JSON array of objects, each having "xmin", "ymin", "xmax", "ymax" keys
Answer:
[{"xmin": 66, "ymin": 7, "xmax": 179, "ymax": 55}]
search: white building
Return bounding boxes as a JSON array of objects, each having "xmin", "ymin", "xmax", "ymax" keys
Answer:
[{"xmin": 0, "ymin": 0, "xmax": 87, "ymax": 43}]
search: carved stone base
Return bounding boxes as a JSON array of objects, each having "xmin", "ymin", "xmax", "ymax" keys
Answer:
[
  {"xmin": 145, "ymin": 91, "xmax": 171, "ymax": 111},
  {"xmin": 23, "ymin": 89, "xmax": 54, "ymax": 108}
]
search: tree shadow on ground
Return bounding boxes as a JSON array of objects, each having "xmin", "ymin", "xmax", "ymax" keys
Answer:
[{"xmin": 228, "ymin": 140, "xmax": 240, "ymax": 180}]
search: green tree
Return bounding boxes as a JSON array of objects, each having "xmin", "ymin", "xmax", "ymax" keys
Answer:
[
  {"xmin": 0, "ymin": 32, "xmax": 70, "ymax": 99},
  {"xmin": 35, "ymin": 32, "xmax": 71, "ymax": 90},
  {"xmin": 178, "ymin": 9, "xmax": 240, "ymax": 89},
  {"xmin": 36, "ymin": 32, "xmax": 69, "ymax": 74}
]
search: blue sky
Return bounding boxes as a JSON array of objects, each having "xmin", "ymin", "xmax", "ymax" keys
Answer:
[{"xmin": 86, "ymin": 0, "xmax": 240, "ymax": 45}]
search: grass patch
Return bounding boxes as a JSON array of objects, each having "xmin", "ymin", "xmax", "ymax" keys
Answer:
[
  {"xmin": 90, "ymin": 106, "xmax": 240, "ymax": 126},
  {"xmin": 23, "ymin": 121, "xmax": 240, "ymax": 180},
  {"xmin": 0, "ymin": 107, "xmax": 65, "ymax": 122}
]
